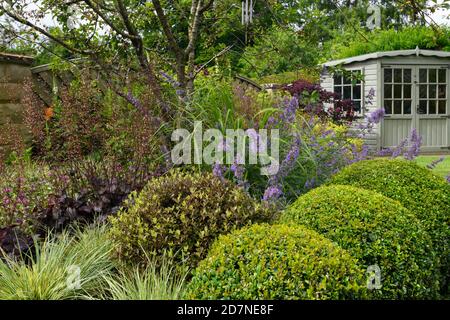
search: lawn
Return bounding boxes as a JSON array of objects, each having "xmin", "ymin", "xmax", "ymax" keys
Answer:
[{"xmin": 415, "ymin": 156, "xmax": 450, "ymax": 178}]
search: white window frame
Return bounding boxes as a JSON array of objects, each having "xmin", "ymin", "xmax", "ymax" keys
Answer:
[
  {"xmin": 382, "ymin": 66, "xmax": 414, "ymax": 116},
  {"xmin": 332, "ymin": 68, "xmax": 365, "ymax": 115},
  {"xmin": 417, "ymin": 67, "xmax": 448, "ymax": 116}
]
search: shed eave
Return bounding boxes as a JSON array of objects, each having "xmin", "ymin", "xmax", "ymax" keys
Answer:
[{"xmin": 321, "ymin": 49, "xmax": 450, "ymax": 67}]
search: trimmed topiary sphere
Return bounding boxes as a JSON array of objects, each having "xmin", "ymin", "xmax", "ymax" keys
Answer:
[
  {"xmin": 186, "ymin": 224, "xmax": 367, "ymax": 300},
  {"xmin": 109, "ymin": 170, "xmax": 273, "ymax": 267},
  {"xmin": 329, "ymin": 158, "xmax": 450, "ymax": 293},
  {"xmin": 281, "ymin": 185, "xmax": 440, "ymax": 299}
]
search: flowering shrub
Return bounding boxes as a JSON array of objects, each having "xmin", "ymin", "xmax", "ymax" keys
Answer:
[
  {"xmin": 21, "ymin": 75, "xmax": 163, "ymax": 166},
  {"xmin": 0, "ymin": 158, "xmax": 158, "ymax": 259},
  {"xmin": 281, "ymin": 185, "xmax": 440, "ymax": 299},
  {"xmin": 22, "ymin": 76, "xmax": 108, "ymax": 162},
  {"xmin": 377, "ymin": 128, "xmax": 423, "ymax": 160},
  {"xmin": 330, "ymin": 159, "xmax": 450, "ymax": 294},
  {"xmin": 0, "ymin": 163, "xmax": 64, "ymax": 233},
  {"xmin": 209, "ymin": 90, "xmax": 370, "ymax": 204},
  {"xmin": 109, "ymin": 170, "xmax": 274, "ymax": 267},
  {"xmin": 186, "ymin": 224, "xmax": 367, "ymax": 300}
]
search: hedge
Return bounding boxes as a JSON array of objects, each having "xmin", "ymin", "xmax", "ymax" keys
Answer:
[
  {"xmin": 281, "ymin": 184, "xmax": 440, "ymax": 299},
  {"xmin": 329, "ymin": 159, "xmax": 450, "ymax": 293},
  {"xmin": 186, "ymin": 224, "xmax": 367, "ymax": 300}
]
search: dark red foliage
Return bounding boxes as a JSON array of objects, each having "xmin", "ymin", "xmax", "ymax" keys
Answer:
[
  {"xmin": 0, "ymin": 224, "xmax": 34, "ymax": 259},
  {"xmin": 0, "ymin": 160, "xmax": 164, "ymax": 259},
  {"xmin": 35, "ymin": 161, "xmax": 161, "ymax": 234},
  {"xmin": 282, "ymin": 79, "xmax": 357, "ymax": 124}
]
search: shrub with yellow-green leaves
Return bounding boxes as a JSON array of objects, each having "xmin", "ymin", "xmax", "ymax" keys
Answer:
[
  {"xmin": 109, "ymin": 170, "xmax": 274, "ymax": 267},
  {"xmin": 186, "ymin": 224, "xmax": 367, "ymax": 300}
]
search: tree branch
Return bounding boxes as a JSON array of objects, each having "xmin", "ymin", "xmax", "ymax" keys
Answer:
[
  {"xmin": 0, "ymin": 4, "xmax": 90, "ymax": 55},
  {"xmin": 151, "ymin": 0, "xmax": 183, "ymax": 57},
  {"xmin": 83, "ymin": 0, "xmax": 138, "ymax": 41},
  {"xmin": 185, "ymin": 0, "xmax": 202, "ymax": 56}
]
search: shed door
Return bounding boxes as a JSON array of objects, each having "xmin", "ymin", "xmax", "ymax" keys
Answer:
[{"xmin": 382, "ymin": 66, "xmax": 449, "ymax": 152}]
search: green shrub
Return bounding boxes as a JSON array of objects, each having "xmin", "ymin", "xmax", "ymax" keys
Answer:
[
  {"xmin": 186, "ymin": 224, "xmax": 366, "ymax": 300},
  {"xmin": 109, "ymin": 170, "xmax": 273, "ymax": 267},
  {"xmin": 281, "ymin": 185, "xmax": 440, "ymax": 299},
  {"xmin": 329, "ymin": 159, "xmax": 450, "ymax": 293},
  {"xmin": 325, "ymin": 26, "xmax": 450, "ymax": 60},
  {"xmin": 0, "ymin": 225, "xmax": 115, "ymax": 300}
]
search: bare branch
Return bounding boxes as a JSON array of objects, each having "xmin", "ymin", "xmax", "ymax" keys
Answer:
[{"xmin": 185, "ymin": 0, "xmax": 202, "ymax": 56}]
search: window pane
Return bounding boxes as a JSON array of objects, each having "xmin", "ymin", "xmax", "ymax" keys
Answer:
[
  {"xmin": 343, "ymin": 86, "xmax": 351, "ymax": 99},
  {"xmin": 333, "ymin": 74, "xmax": 342, "ymax": 85},
  {"xmin": 438, "ymin": 85, "xmax": 446, "ymax": 99},
  {"xmin": 394, "ymin": 85, "xmax": 402, "ymax": 99},
  {"xmin": 343, "ymin": 74, "xmax": 352, "ymax": 85},
  {"xmin": 429, "ymin": 85, "xmax": 437, "ymax": 99},
  {"xmin": 419, "ymin": 69, "xmax": 427, "ymax": 83},
  {"xmin": 438, "ymin": 69, "xmax": 447, "ymax": 83},
  {"xmin": 384, "ymin": 100, "xmax": 392, "ymax": 114},
  {"xmin": 384, "ymin": 69, "xmax": 392, "ymax": 83},
  {"xmin": 429, "ymin": 69, "xmax": 437, "ymax": 83},
  {"xmin": 404, "ymin": 85, "xmax": 412, "ymax": 99},
  {"xmin": 404, "ymin": 100, "xmax": 412, "ymax": 114},
  {"xmin": 394, "ymin": 69, "xmax": 402, "ymax": 83},
  {"xmin": 429, "ymin": 100, "xmax": 437, "ymax": 114},
  {"xmin": 420, "ymin": 85, "xmax": 428, "ymax": 98},
  {"xmin": 419, "ymin": 100, "xmax": 427, "ymax": 114},
  {"xmin": 394, "ymin": 100, "xmax": 402, "ymax": 114},
  {"xmin": 334, "ymin": 86, "xmax": 342, "ymax": 97},
  {"xmin": 384, "ymin": 84, "xmax": 392, "ymax": 98},
  {"xmin": 353, "ymin": 85, "xmax": 361, "ymax": 100},
  {"xmin": 354, "ymin": 70, "xmax": 362, "ymax": 84},
  {"xmin": 403, "ymin": 69, "xmax": 412, "ymax": 83},
  {"xmin": 438, "ymin": 100, "xmax": 447, "ymax": 114}
]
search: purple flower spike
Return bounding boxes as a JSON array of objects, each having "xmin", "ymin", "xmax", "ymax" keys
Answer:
[
  {"xmin": 212, "ymin": 162, "xmax": 225, "ymax": 181},
  {"xmin": 263, "ymin": 185, "xmax": 283, "ymax": 202},
  {"xmin": 367, "ymin": 108, "xmax": 385, "ymax": 124},
  {"xmin": 404, "ymin": 129, "xmax": 422, "ymax": 160}
]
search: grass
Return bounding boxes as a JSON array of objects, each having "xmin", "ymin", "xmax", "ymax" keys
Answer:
[
  {"xmin": 0, "ymin": 225, "xmax": 115, "ymax": 300},
  {"xmin": 415, "ymin": 156, "xmax": 450, "ymax": 178},
  {"xmin": 0, "ymin": 223, "xmax": 190, "ymax": 300},
  {"xmin": 94, "ymin": 255, "xmax": 189, "ymax": 300}
]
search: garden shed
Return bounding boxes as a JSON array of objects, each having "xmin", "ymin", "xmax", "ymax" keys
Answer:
[{"xmin": 320, "ymin": 48, "xmax": 450, "ymax": 153}]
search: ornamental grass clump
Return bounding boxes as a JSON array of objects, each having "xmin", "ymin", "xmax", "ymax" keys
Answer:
[
  {"xmin": 95, "ymin": 254, "xmax": 189, "ymax": 300},
  {"xmin": 329, "ymin": 159, "xmax": 450, "ymax": 293},
  {"xmin": 281, "ymin": 185, "xmax": 440, "ymax": 299},
  {"xmin": 0, "ymin": 225, "xmax": 115, "ymax": 300},
  {"xmin": 186, "ymin": 224, "xmax": 367, "ymax": 300},
  {"xmin": 109, "ymin": 170, "xmax": 274, "ymax": 267}
]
